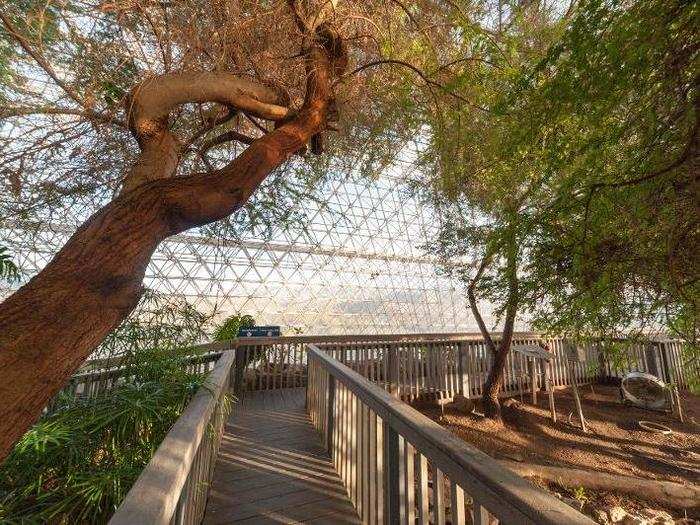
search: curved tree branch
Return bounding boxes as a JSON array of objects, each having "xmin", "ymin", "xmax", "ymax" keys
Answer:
[
  {"xmin": 579, "ymin": 108, "xmax": 699, "ymax": 252},
  {"xmin": 122, "ymin": 72, "xmax": 292, "ymax": 192},
  {"xmin": 127, "ymin": 72, "xmax": 291, "ymax": 133},
  {"xmin": 339, "ymin": 59, "xmax": 491, "ymax": 112},
  {"xmin": 201, "ymin": 130, "xmax": 257, "ymax": 152},
  {"xmin": 467, "ymin": 250, "xmax": 497, "ymax": 353}
]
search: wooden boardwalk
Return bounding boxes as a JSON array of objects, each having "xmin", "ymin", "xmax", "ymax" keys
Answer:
[{"xmin": 203, "ymin": 388, "xmax": 361, "ymax": 525}]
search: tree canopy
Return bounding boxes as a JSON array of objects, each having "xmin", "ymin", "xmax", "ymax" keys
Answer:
[
  {"xmin": 0, "ymin": 0, "xmax": 498, "ymax": 457},
  {"xmin": 0, "ymin": 0, "xmax": 462, "ymax": 234},
  {"xmin": 421, "ymin": 0, "xmax": 698, "ymax": 348}
]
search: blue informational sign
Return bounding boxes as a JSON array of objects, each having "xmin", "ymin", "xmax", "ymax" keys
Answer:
[{"xmin": 237, "ymin": 325, "xmax": 281, "ymax": 337}]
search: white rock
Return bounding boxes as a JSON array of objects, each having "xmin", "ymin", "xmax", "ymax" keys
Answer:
[{"xmin": 608, "ymin": 507, "xmax": 629, "ymax": 523}]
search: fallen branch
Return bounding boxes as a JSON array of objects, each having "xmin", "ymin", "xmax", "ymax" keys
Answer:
[{"xmin": 500, "ymin": 460, "xmax": 700, "ymax": 509}]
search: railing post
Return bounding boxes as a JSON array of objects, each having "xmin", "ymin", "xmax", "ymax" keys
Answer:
[
  {"xmin": 595, "ymin": 340, "xmax": 606, "ymax": 383},
  {"xmin": 388, "ymin": 344, "xmax": 399, "ymax": 398},
  {"xmin": 233, "ymin": 346, "xmax": 248, "ymax": 396},
  {"xmin": 658, "ymin": 341, "xmax": 672, "ymax": 384},
  {"xmin": 457, "ymin": 341, "xmax": 467, "ymax": 397},
  {"xmin": 326, "ymin": 375, "xmax": 335, "ymax": 450},
  {"xmin": 383, "ymin": 420, "xmax": 400, "ymax": 524}
]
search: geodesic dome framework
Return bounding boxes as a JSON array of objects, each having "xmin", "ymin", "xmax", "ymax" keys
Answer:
[{"xmin": 2, "ymin": 175, "xmax": 486, "ymax": 335}]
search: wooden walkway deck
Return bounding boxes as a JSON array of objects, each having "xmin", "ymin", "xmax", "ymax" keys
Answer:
[{"xmin": 203, "ymin": 388, "xmax": 361, "ymax": 525}]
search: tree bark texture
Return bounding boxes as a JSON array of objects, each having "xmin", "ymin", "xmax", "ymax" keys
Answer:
[
  {"xmin": 0, "ymin": 27, "xmax": 345, "ymax": 460},
  {"xmin": 469, "ymin": 241, "xmax": 519, "ymax": 422}
]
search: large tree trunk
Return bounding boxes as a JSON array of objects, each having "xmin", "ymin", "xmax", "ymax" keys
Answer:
[
  {"xmin": 0, "ymin": 27, "xmax": 344, "ymax": 460},
  {"xmin": 481, "ymin": 339, "xmax": 513, "ymax": 420},
  {"xmin": 468, "ymin": 238, "xmax": 519, "ymax": 423}
]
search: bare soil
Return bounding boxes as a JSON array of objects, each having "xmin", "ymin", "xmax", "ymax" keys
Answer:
[{"xmin": 418, "ymin": 385, "xmax": 700, "ymax": 522}]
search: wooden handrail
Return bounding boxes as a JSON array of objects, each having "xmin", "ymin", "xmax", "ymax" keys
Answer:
[
  {"xmin": 307, "ymin": 344, "xmax": 593, "ymax": 525},
  {"xmin": 75, "ymin": 350, "xmax": 223, "ymax": 379},
  {"xmin": 229, "ymin": 331, "xmax": 543, "ymax": 346},
  {"xmin": 56, "ymin": 333, "xmax": 691, "ymax": 414},
  {"xmin": 44, "ymin": 350, "xmax": 224, "ymax": 414},
  {"xmin": 109, "ymin": 350, "xmax": 235, "ymax": 525}
]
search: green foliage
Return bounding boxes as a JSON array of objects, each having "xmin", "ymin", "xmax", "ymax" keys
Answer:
[
  {"xmin": 0, "ymin": 292, "xmax": 213, "ymax": 523},
  {"xmin": 213, "ymin": 313, "xmax": 255, "ymax": 342},
  {"xmin": 513, "ymin": 0, "xmax": 698, "ymax": 344},
  {"xmin": 424, "ymin": 0, "xmax": 698, "ymax": 352},
  {"xmin": 572, "ymin": 485, "xmax": 588, "ymax": 504},
  {"xmin": 94, "ymin": 289, "xmax": 211, "ymax": 362},
  {"xmin": 682, "ymin": 345, "xmax": 700, "ymax": 395},
  {"xmin": 0, "ymin": 245, "xmax": 20, "ymax": 283}
]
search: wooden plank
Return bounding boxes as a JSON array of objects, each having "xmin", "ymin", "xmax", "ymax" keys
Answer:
[
  {"xmin": 362, "ymin": 404, "xmax": 370, "ymax": 524},
  {"xmin": 450, "ymin": 482, "xmax": 465, "ymax": 525},
  {"xmin": 531, "ymin": 357, "xmax": 538, "ymax": 405},
  {"xmin": 384, "ymin": 422, "xmax": 400, "ymax": 525},
  {"xmin": 341, "ymin": 384, "xmax": 348, "ymax": 490},
  {"xmin": 416, "ymin": 453, "xmax": 429, "ymax": 525},
  {"xmin": 432, "ymin": 467, "xmax": 446, "ymax": 525},
  {"xmin": 327, "ymin": 376, "xmax": 336, "ymax": 451},
  {"xmin": 202, "ymin": 388, "xmax": 360, "ymax": 525},
  {"xmin": 368, "ymin": 409, "xmax": 378, "ymax": 525},
  {"xmin": 472, "ymin": 497, "xmax": 490, "ymax": 524},
  {"xmin": 404, "ymin": 441, "xmax": 415, "ymax": 525},
  {"xmin": 407, "ymin": 344, "xmax": 415, "ymax": 401},
  {"xmin": 376, "ymin": 414, "xmax": 385, "ymax": 524},
  {"xmin": 351, "ymin": 392, "xmax": 358, "ymax": 508},
  {"xmin": 398, "ymin": 437, "xmax": 406, "ymax": 523}
]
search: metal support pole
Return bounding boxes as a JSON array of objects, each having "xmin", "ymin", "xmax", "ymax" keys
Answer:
[
  {"xmin": 545, "ymin": 362, "xmax": 557, "ymax": 424},
  {"xmin": 567, "ymin": 359, "xmax": 587, "ymax": 433},
  {"xmin": 530, "ymin": 357, "xmax": 537, "ymax": 405}
]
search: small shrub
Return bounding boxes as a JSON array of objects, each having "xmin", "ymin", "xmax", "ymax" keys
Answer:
[{"xmin": 0, "ymin": 292, "xmax": 213, "ymax": 523}]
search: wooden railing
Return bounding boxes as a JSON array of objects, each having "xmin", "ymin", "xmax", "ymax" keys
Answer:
[
  {"xmin": 321, "ymin": 334, "xmax": 570, "ymax": 402},
  {"xmin": 100, "ymin": 334, "xmax": 689, "ymax": 524},
  {"xmin": 229, "ymin": 333, "xmax": 692, "ymax": 397},
  {"xmin": 600, "ymin": 339, "xmax": 692, "ymax": 387},
  {"xmin": 109, "ymin": 350, "xmax": 235, "ymax": 525},
  {"xmin": 52, "ymin": 333, "xmax": 691, "ymax": 413},
  {"xmin": 306, "ymin": 344, "xmax": 594, "ymax": 525},
  {"xmin": 229, "ymin": 332, "xmax": 595, "ymax": 398},
  {"xmin": 46, "ymin": 349, "xmax": 223, "ymax": 413}
]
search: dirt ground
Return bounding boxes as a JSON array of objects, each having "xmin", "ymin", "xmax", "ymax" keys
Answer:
[{"xmin": 418, "ymin": 384, "xmax": 700, "ymax": 522}]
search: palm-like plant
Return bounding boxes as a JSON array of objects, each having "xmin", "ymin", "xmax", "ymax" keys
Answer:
[
  {"xmin": 0, "ymin": 246, "xmax": 19, "ymax": 283},
  {"xmin": 0, "ymin": 293, "xmax": 213, "ymax": 523}
]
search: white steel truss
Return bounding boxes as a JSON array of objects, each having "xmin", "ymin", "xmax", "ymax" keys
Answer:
[{"xmin": 2, "ymin": 176, "xmax": 481, "ymax": 334}]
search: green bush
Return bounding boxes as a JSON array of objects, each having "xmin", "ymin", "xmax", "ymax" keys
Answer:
[
  {"xmin": 0, "ymin": 292, "xmax": 212, "ymax": 523},
  {"xmin": 213, "ymin": 314, "xmax": 255, "ymax": 342}
]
